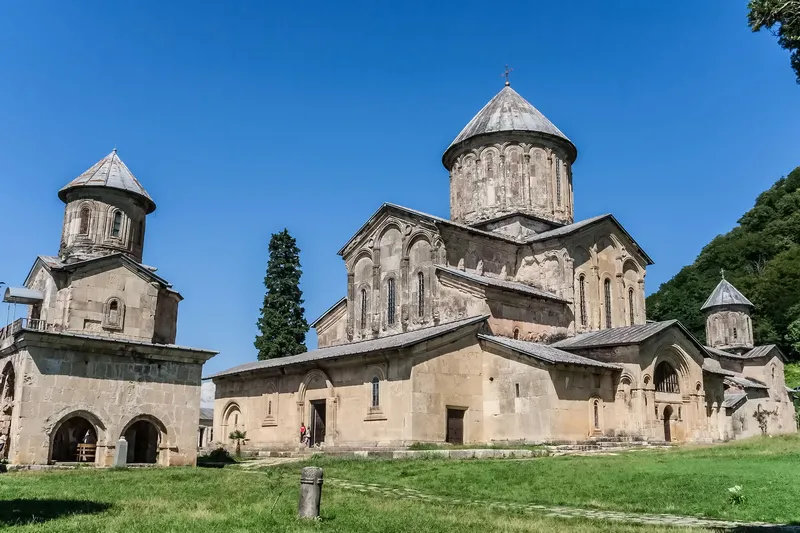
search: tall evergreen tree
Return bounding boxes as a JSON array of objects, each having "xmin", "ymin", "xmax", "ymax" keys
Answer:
[{"xmin": 255, "ymin": 229, "xmax": 309, "ymax": 360}]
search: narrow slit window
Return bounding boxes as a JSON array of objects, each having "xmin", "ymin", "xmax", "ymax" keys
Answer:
[
  {"xmin": 555, "ymin": 158, "xmax": 562, "ymax": 207},
  {"xmin": 733, "ymin": 327, "xmax": 738, "ymax": 340},
  {"xmin": 111, "ymin": 211, "xmax": 122, "ymax": 238},
  {"xmin": 79, "ymin": 207, "xmax": 90, "ymax": 235},
  {"xmin": 579, "ymin": 274, "xmax": 587, "ymax": 327},
  {"xmin": 604, "ymin": 279, "xmax": 612, "ymax": 329},
  {"xmin": 417, "ymin": 272, "xmax": 424, "ymax": 317},
  {"xmin": 268, "ymin": 400, "xmax": 272, "ymax": 416},
  {"xmin": 137, "ymin": 220, "xmax": 144, "ymax": 245},
  {"xmin": 371, "ymin": 377, "xmax": 380, "ymax": 408},
  {"xmin": 628, "ymin": 288, "xmax": 635, "ymax": 326},
  {"xmin": 387, "ymin": 279, "xmax": 396, "ymax": 325},
  {"xmin": 515, "ymin": 383, "xmax": 520, "ymax": 398},
  {"xmin": 360, "ymin": 288, "xmax": 368, "ymax": 330}
]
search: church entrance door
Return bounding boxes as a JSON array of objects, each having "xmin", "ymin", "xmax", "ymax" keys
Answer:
[
  {"xmin": 663, "ymin": 405, "xmax": 673, "ymax": 442},
  {"xmin": 446, "ymin": 408, "xmax": 465, "ymax": 445},
  {"xmin": 310, "ymin": 400, "xmax": 326, "ymax": 446}
]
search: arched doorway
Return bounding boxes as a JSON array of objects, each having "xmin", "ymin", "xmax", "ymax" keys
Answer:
[
  {"xmin": 123, "ymin": 419, "xmax": 161, "ymax": 464},
  {"xmin": 51, "ymin": 415, "xmax": 98, "ymax": 463},
  {"xmin": 0, "ymin": 364, "xmax": 15, "ymax": 459},
  {"xmin": 663, "ymin": 405, "xmax": 673, "ymax": 442}
]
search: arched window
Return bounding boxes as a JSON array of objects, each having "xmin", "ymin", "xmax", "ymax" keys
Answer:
[
  {"xmin": 387, "ymin": 279, "xmax": 396, "ymax": 325},
  {"xmin": 578, "ymin": 274, "xmax": 587, "ymax": 327},
  {"xmin": 604, "ymin": 279, "xmax": 612, "ymax": 329},
  {"xmin": 360, "ymin": 288, "xmax": 368, "ymax": 330},
  {"xmin": 371, "ymin": 377, "xmax": 380, "ymax": 408},
  {"xmin": 555, "ymin": 157, "xmax": 562, "ymax": 207},
  {"xmin": 417, "ymin": 272, "xmax": 425, "ymax": 317},
  {"xmin": 628, "ymin": 288, "xmax": 635, "ymax": 326},
  {"xmin": 79, "ymin": 207, "xmax": 90, "ymax": 235},
  {"xmin": 655, "ymin": 361, "xmax": 680, "ymax": 394},
  {"xmin": 103, "ymin": 298, "xmax": 124, "ymax": 330},
  {"xmin": 111, "ymin": 211, "xmax": 122, "ymax": 238},
  {"xmin": 593, "ymin": 399, "xmax": 600, "ymax": 429},
  {"xmin": 513, "ymin": 328, "xmax": 520, "ymax": 340}
]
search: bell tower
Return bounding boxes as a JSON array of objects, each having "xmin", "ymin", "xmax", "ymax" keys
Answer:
[{"xmin": 57, "ymin": 150, "xmax": 156, "ymax": 264}]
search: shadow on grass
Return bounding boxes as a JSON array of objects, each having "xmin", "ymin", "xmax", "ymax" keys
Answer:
[
  {"xmin": 0, "ymin": 499, "xmax": 110, "ymax": 525},
  {"xmin": 712, "ymin": 526, "xmax": 800, "ymax": 532}
]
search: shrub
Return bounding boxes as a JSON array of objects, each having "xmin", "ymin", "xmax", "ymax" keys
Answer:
[{"xmin": 197, "ymin": 447, "xmax": 237, "ymax": 465}]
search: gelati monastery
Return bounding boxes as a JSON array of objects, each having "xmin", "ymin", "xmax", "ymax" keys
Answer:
[{"xmin": 0, "ymin": 81, "xmax": 794, "ymax": 466}]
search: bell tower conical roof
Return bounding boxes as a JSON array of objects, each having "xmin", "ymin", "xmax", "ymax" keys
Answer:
[
  {"xmin": 701, "ymin": 279, "xmax": 754, "ymax": 311},
  {"xmin": 58, "ymin": 149, "xmax": 156, "ymax": 213}
]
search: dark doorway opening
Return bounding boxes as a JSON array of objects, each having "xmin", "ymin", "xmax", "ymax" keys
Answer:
[
  {"xmin": 51, "ymin": 417, "xmax": 96, "ymax": 463},
  {"xmin": 124, "ymin": 420, "xmax": 160, "ymax": 464},
  {"xmin": 663, "ymin": 405, "xmax": 673, "ymax": 442},
  {"xmin": 310, "ymin": 400, "xmax": 326, "ymax": 446},
  {"xmin": 446, "ymin": 408, "xmax": 465, "ymax": 445}
]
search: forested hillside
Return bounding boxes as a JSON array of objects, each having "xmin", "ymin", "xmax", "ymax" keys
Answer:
[{"xmin": 646, "ymin": 166, "xmax": 800, "ymax": 359}]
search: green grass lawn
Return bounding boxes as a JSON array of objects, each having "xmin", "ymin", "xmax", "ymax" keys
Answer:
[
  {"xmin": 1, "ymin": 435, "xmax": 798, "ymax": 532},
  {"xmin": 272, "ymin": 434, "xmax": 800, "ymax": 525},
  {"xmin": 0, "ymin": 468, "xmax": 700, "ymax": 533}
]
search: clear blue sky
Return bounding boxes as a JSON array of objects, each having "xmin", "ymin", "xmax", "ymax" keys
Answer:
[{"xmin": 0, "ymin": 1, "xmax": 797, "ymax": 375}]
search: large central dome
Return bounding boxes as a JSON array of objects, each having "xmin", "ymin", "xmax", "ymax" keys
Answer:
[{"xmin": 443, "ymin": 85, "xmax": 577, "ymax": 227}]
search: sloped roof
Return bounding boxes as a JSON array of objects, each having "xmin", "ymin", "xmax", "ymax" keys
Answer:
[
  {"xmin": 722, "ymin": 392, "xmax": 747, "ymax": 409},
  {"xmin": 551, "ymin": 320, "xmax": 680, "ymax": 350},
  {"xmin": 199, "ymin": 408, "xmax": 214, "ymax": 423},
  {"xmin": 725, "ymin": 376, "xmax": 768, "ymax": 390},
  {"xmin": 59, "ymin": 150, "xmax": 156, "ymax": 213},
  {"xmin": 702, "ymin": 362, "xmax": 736, "ymax": 376},
  {"xmin": 3, "ymin": 287, "xmax": 43, "ymax": 304},
  {"xmin": 743, "ymin": 345, "xmax": 783, "ymax": 360},
  {"xmin": 310, "ymin": 297, "xmax": 347, "ymax": 327},
  {"xmin": 436, "ymin": 265, "xmax": 568, "ymax": 303},
  {"xmin": 525, "ymin": 213, "xmax": 654, "ymax": 265},
  {"xmin": 207, "ymin": 315, "xmax": 488, "ymax": 379},
  {"xmin": 701, "ymin": 279, "xmax": 753, "ymax": 311},
  {"xmin": 444, "ymin": 86, "xmax": 574, "ymax": 159},
  {"xmin": 479, "ymin": 335, "xmax": 621, "ymax": 370}
]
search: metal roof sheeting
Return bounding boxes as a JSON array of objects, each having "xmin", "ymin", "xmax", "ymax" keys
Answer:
[
  {"xmin": 437, "ymin": 266, "xmax": 568, "ymax": 303},
  {"xmin": 58, "ymin": 150, "xmax": 156, "ymax": 213},
  {"xmin": 479, "ymin": 335, "xmax": 621, "ymax": 370},
  {"xmin": 722, "ymin": 392, "xmax": 747, "ymax": 409},
  {"xmin": 701, "ymin": 279, "xmax": 754, "ymax": 310},
  {"xmin": 725, "ymin": 376, "xmax": 768, "ymax": 390},
  {"xmin": 207, "ymin": 315, "xmax": 489, "ymax": 379},
  {"xmin": 446, "ymin": 86, "xmax": 573, "ymax": 153},
  {"xmin": 199, "ymin": 408, "xmax": 214, "ymax": 423},
  {"xmin": 3, "ymin": 287, "xmax": 44, "ymax": 304},
  {"xmin": 551, "ymin": 321, "xmax": 678, "ymax": 349}
]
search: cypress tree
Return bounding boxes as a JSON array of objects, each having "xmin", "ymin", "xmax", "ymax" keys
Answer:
[{"xmin": 255, "ymin": 229, "xmax": 309, "ymax": 360}]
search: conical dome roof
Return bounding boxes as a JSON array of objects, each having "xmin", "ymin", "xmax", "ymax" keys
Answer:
[
  {"xmin": 701, "ymin": 279, "xmax": 754, "ymax": 311},
  {"xmin": 444, "ymin": 85, "xmax": 575, "ymax": 164},
  {"xmin": 58, "ymin": 150, "xmax": 156, "ymax": 213}
]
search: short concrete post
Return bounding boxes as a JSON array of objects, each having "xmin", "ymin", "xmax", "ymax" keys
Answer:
[
  {"xmin": 113, "ymin": 437, "xmax": 128, "ymax": 468},
  {"xmin": 298, "ymin": 466, "xmax": 323, "ymax": 518}
]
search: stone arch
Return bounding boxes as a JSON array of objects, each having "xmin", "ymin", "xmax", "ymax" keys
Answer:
[
  {"xmin": 403, "ymin": 232, "xmax": 432, "ymax": 259},
  {"xmin": 76, "ymin": 200, "xmax": 94, "ymax": 235},
  {"xmin": 365, "ymin": 364, "xmax": 386, "ymax": 411},
  {"xmin": 264, "ymin": 381, "xmax": 278, "ymax": 422},
  {"xmin": 220, "ymin": 400, "xmax": 243, "ymax": 439},
  {"xmin": 48, "ymin": 409, "xmax": 106, "ymax": 464},
  {"xmin": 120, "ymin": 414, "xmax": 169, "ymax": 465},
  {"xmin": 653, "ymin": 345, "xmax": 693, "ymax": 395},
  {"xmin": 298, "ymin": 369, "xmax": 334, "ymax": 404},
  {"xmin": 103, "ymin": 296, "xmax": 125, "ymax": 330},
  {"xmin": 348, "ymin": 248, "xmax": 374, "ymax": 273}
]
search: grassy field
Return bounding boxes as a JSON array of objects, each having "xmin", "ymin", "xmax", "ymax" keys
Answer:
[
  {"xmin": 271, "ymin": 434, "xmax": 800, "ymax": 525},
  {"xmin": 0, "ymin": 435, "xmax": 798, "ymax": 532}
]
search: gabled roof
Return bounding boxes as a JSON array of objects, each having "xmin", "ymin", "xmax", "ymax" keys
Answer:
[
  {"xmin": 207, "ymin": 315, "xmax": 488, "ymax": 379},
  {"xmin": 701, "ymin": 279, "xmax": 753, "ymax": 311},
  {"xmin": 444, "ymin": 86, "xmax": 575, "ymax": 164},
  {"xmin": 551, "ymin": 320, "xmax": 685, "ymax": 350},
  {"xmin": 25, "ymin": 254, "xmax": 178, "ymax": 297},
  {"xmin": 59, "ymin": 150, "xmax": 156, "ymax": 213},
  {"xmin": 526, "ymin": 213, "xmax": 654, "ymax": 265},
  {"xmin": 743, "ymin": 344, "xmax": 785, "ymax": 361},
  {"xmin": 310, "ymin": 297, "xmax": 347, "ymax": 328},
  {"xmin": 436, "ymin": 266, "xmax": 568, "ymax": 303},
  {"xmin": 337, "ymin": 203, "xmax": 520, "ymax": 256},
  {"xmin": 479, "ymin": 334, "xmax": 621, "ymax": 370}
]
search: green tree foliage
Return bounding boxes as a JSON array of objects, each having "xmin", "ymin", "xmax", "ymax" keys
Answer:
[
  {"xmin": 748, "ymin": 0, "xmax": 800, "ymax": 82},
  {"xmin": 254, "ymin": 229, "xmax": 309, "ymax": 360},
  {"xmin": 647, "ymin": 167, "xmax": 800, "ymax": 358}
]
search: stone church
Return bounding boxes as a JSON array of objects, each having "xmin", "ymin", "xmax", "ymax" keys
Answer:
[
  {"xmin": 211, "ymin": 82, "xmax": 795, "ymax": 447},
  {"xmin": 0, "ymin": 150, "xmax": 216, "ymax": 466}
]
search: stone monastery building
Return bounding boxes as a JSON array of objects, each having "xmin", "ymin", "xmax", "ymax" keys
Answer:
[
  {"xmin": 211, "ymin": 82, "xmax": 796, "ymax": 447},
  {"xmin": 0, "ymin": 151, "xmax": 216, "ymax": 466}
]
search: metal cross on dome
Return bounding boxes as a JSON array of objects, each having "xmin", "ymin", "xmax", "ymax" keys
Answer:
[{"xmin": 502, "ymin": 65, "xmax": 513, "ymax": 86}]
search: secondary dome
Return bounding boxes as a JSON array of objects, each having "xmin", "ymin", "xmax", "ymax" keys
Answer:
[
  {"xmin": 58, "ymin": 149, "xmax": 156, "ymax": 213},
  {"xmin": 443, "ymin": 85, "xmax": 575, "ymax": 165}
]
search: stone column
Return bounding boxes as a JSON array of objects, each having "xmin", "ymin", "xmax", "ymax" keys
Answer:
[{"xmin": 298, "ymin": 467, "xmax": 323, "ymax": 518}]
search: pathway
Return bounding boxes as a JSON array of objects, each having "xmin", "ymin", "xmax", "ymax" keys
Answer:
[{"xmin": 328, "ymin": 478, "xmax": 800, "ymax": 531}]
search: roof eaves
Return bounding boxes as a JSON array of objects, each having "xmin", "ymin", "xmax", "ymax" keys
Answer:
[
  {"xmin": 310, "ymin": 297, "xmax": 347, "ymax": 327},
  {"xmin": 479, "ymin": 334, "xmax": 621, "ymax": 370}
]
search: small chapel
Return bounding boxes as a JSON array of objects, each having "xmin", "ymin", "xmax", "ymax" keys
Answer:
[
  {"xmin": 0, "ymin": 151, "xmax": 216, "ymax": 466},
  {"xmin": 211, "ymin": 81, "xmax": 796, "ymax": 447}
]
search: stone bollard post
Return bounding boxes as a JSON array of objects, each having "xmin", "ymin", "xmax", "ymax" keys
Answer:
[
  {"xmin": 112, "ymin": 437, "xmax": 128, "ymax": 468},
  {"xmin": 298, "ymin": 466, "xmax": 323, "ymax": 519}
]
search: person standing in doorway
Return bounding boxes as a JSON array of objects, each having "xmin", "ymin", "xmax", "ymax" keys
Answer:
[{"xmin": 299, "ymin": 422, "xmax": 307, "ymax": 447}]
